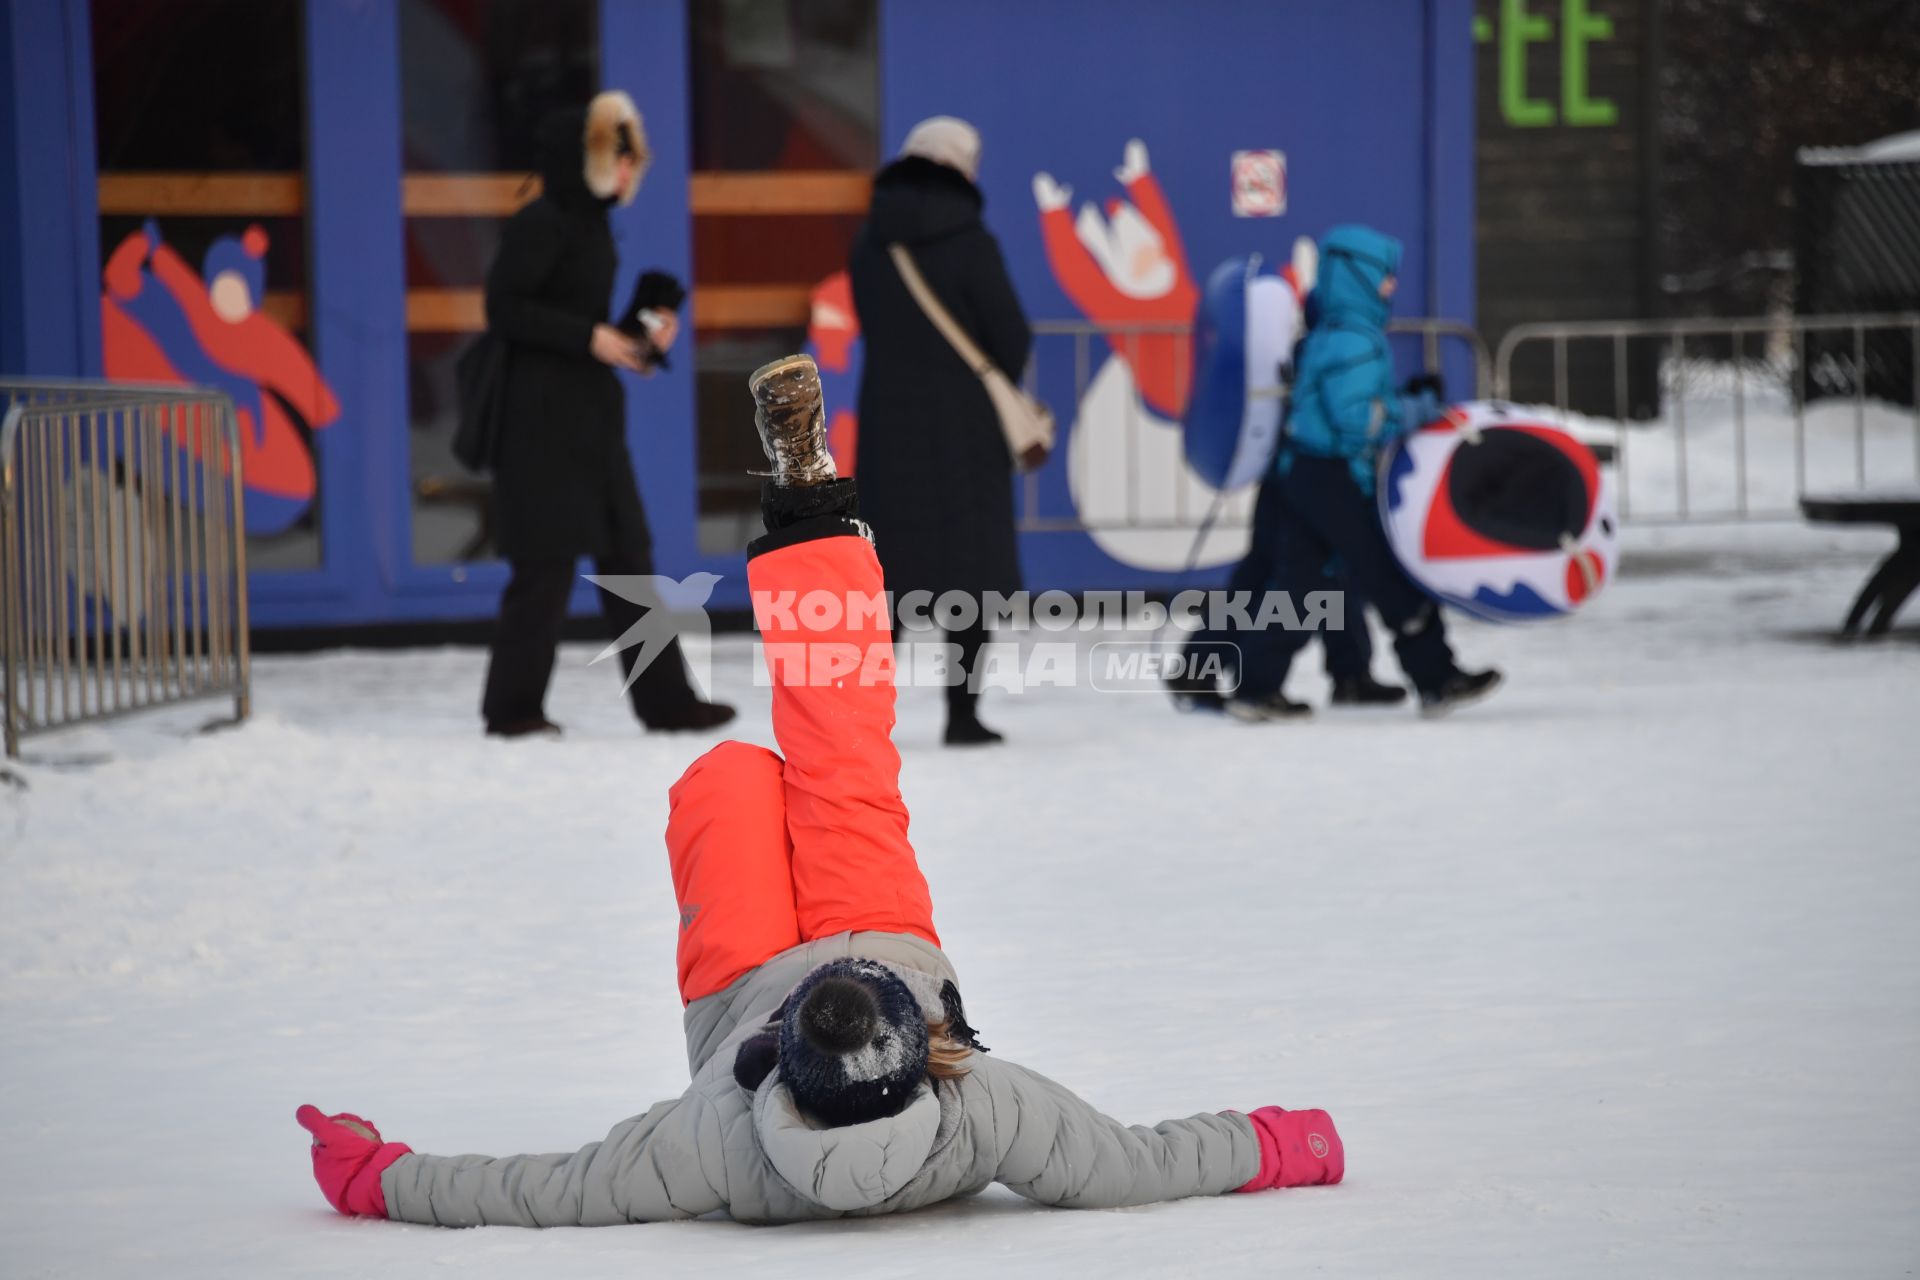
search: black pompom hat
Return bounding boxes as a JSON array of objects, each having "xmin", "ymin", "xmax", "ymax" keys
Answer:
[{"xmin": 777, "ymin": 958, "xmax": 930, "ymax": 1127}]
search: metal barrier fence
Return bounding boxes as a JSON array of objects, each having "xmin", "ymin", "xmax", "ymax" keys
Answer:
[
  {"xmin": 1494, "ymin": 313, "xmax": 1920, "ymax": 522},
  {"xmin": 1, "ymin": 381, "xmax": 250, "ymax": 757},
  {"xmin": 1391, "ymin": 317, "xmax": 1493, "ymax": 397},
  {"xmin": 1018, "ymin": 317, "xmax": 1485, "ymax": 534}
]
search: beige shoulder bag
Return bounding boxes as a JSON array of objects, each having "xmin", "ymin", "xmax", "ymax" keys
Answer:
[{"xmin": 888, "ymin": 243, "xmax": 1055, "ymax": 471}]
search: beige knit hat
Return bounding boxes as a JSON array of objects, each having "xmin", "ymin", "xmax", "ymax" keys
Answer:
[{"xmin": 899, "ymin": 116, "xmax": 981, "ymax": 182}]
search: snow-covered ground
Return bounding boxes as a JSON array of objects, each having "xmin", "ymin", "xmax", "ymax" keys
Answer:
[{"xmin": 3, "ymin": 519, "xmax": 1918, "ymax": 1278}]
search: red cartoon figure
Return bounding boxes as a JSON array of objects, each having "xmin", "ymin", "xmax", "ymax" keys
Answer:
[
  {"xmin": 1035, "ymin": 139, "xmax": 1250, "ymax": 571},
  {"xmin": 803, "ymin": 271, "xmax": 861, "ymax": 477},
  {"xmin": 1034, "ymin": 138, "xmax": 1198, "ymax": 419},
  {"xmin": 102, "ymin": 220, "xmax": 339, "ymax": 535}
]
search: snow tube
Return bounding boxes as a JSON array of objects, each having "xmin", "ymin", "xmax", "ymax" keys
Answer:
[
  {"xmin": 1183, "ymin": 257, "xmax": 1299, "ymax": 492},
  {"xmin": 1379, "ymin": 401, "xmax": 1619, "ymax": 622}
]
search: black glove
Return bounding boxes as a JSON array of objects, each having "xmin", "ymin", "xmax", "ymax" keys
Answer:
[
  {"xmin": 619, "ymin": 269, "xmax": 687, "ymax": 371},
  {"xmin": 1402, "ymin": 371, "xmax": 1446, "ymax": 401},
  {"xmin": 623, "ymin": 268, "xmax": 686, "ymax": 317}
]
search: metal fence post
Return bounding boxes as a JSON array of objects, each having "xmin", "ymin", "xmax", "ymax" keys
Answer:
[
  {"xmin": 225, "ymin": 400, "xmax": 252, "ymax": 722},
  {"xmin": 1673, "ymin": 330, "xmax": 1689, "ymax": 520},
  {"xmin": 1732, "ymin": 331, "xmax": 1749, "ymax": 520},
  {"xmin": 1613, "ymin": 333, "xmax": 1630, "ymax": 521},
  {"xmin": 1, "ymin": 406, "xmax": 19, "ymax": 759},
  {"xmin": 1853, "ymin": 321, "xmax": 1868, "ymax": 488}
]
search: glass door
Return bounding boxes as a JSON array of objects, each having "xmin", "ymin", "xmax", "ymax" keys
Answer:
[
  {"xmin": 397, "ymin": 0, "xmax": 600, "ymax": 567},
  {"xmin": 92, "ymin": 0, "xmax": 327, "ymax": 573},
  {"xmin": 686, "ymin": 0, "xmax": 879, "ymax": 553}
]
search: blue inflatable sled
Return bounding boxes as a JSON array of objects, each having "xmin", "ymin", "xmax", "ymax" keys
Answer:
[{"xmin": 1182, "ymin": 255, "xmax": 1307, "ymax": 492}]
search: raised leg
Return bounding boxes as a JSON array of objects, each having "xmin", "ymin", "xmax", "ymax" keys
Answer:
[
  {"xmin": 746, "ymin": 354, "xmax": 939, "ymax": 947},
  {"xmin": 665, "ymin": 740, "xmax": 801, "ymax": 1004},
  {"xmin": 749, "ymin": 525, "xmax": 939, "ymax": 948}
]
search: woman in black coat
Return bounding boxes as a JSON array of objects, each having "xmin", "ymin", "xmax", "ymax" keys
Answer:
[
  {"xmin": 849, "ymin": 117, "xmax": 1033, "ymax": 746},
  {"xmin": 480, "ymin": 90, "xmax": 732, "ymax": 738}
]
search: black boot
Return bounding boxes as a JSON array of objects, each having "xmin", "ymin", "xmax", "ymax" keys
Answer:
[
  {"xmin": 944, "ymin": 709, "xmax": 1005, "ymax": 746},
  {"xmin": 749, "ymin": 354, "xmax": 837, "ymax": 485},
  {"xmin": 1165, "ymin": 641, "xmax": 1227, "ymax": 712},
  {"xmin": 485, "ymin": 716, "xmax": 563, "ymax": 739},
  {"xmin": 746, "ymin": 355, "xmax": 868, "ymax": 554},
  {"xmin": 1226, "ymin": 690, "xmax": 1313, "ymax": 722},
  {"xmin": 942, "ymin": 629, "xmax": 1003, "ymax": 746},
  {"xmin": 1418, "ymin": 668, "xmax": 1503, "ymax": 718},
  {"xmin": 1330, "ymin": 674, "xmax": 1408, "ymax": 706},
  {"xmin": 643, "ymin": 701, "xmax": 738, "ymax": 732}
]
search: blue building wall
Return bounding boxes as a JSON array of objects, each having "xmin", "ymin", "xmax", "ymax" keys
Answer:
[
  {"xmin": 0, "ymin": 0, "xmax": 1473, "ymax": 627},
  {"xmin": 882, "ymin": 0, "xmax": 1477, "ymax": 590},
  {"xmin": 0, "ymin": 0, "xmax": 102, "ymax": 377}
]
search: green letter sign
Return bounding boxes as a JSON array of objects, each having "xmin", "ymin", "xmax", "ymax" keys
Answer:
[
  {"xmin": 1560, "ymin": 0, "xmax": 1618, "ymax": 125},
  {"xmin": 1477, "ymin": 0, "xmax": 1620, "ymax": 128}
]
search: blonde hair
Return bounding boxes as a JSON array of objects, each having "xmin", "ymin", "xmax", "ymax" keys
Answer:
[{"xmin": 925, "ymin": 1019, "xmax": 975, "ymax": 1081}]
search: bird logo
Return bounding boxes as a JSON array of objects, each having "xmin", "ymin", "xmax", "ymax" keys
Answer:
[{"xmin": 584, "ymin": 572, "xmax": 723, "ymax": 696}]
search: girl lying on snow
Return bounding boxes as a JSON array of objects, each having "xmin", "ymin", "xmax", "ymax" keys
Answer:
[{"xmin": 295, "ymin": 356, "xmax": 1344, "ymax": 1226}]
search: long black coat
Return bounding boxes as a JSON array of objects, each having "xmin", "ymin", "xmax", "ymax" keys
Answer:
[
  {"xmin": 487, "ymin": 110, "xmax": 652, "ymax": 563},
  {"xmin": 850, "ymin": 157, "xmax": 1032, "ymax": 607}
]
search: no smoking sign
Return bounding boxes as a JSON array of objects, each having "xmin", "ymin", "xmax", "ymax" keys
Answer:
[{"xmin": 1231, "ymin": 149, "xmax": 1286, "ymax": 217}]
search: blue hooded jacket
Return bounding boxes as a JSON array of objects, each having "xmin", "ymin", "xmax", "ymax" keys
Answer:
[{"xmin": 1283, "ymin": 224, "xmax": 1438, "ymax": 492}]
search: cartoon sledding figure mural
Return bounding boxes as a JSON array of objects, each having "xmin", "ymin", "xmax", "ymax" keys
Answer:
[
  {"xmin": 102, "ymin": 220, "xmax": 339, "ymax": 536},
  {"xmin": 1033, "ymin": 139, "xmax": 1252, "ymax": 571},
  {"xmin": 803, "ymin": 270, "xmax": 861, "ymax": 477}
]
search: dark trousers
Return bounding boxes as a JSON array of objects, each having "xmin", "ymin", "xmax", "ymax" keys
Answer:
[
  {"xmin": 1251, "ymin": 453, "xmax": 1458, "ymax": 695},
  {"xmin": 481, "ymin": 550, "xmax": 701, "ymax": 729},
  {"xmin": 894, "ymin": 621, "xmax": 988, "ymax": 721},
  {"xmin": 1198, "ymin": 470, "xmax": 1379, "ymax": 697},
  {"xmin": 1198, "ymin": 454, "xmax": 1451, "ymax": 702},
  {"xmin": 1198, "ymin": 468, "xmax": 1382, "ymax": 694}
]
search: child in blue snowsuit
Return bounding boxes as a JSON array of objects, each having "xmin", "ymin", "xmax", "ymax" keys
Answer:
[
  {"xmin": 1227, "ymin": 224, "xmax": 1497, "ymax": 717},
  {"xmin": 1192, "ymin": 279, "xmax": 1405, "ymax": 715}
]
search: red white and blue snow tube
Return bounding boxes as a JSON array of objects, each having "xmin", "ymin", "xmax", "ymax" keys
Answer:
[
  {"xmin": 1379, "ymin": 401, "xmax": 1619, "ymax": 622},
  {"xmin": 1183, "ymin": 256, "xmax": 1301, "ymax": 491}
]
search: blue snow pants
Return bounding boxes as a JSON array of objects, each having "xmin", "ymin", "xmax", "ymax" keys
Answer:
[
  {"xmin": 1203, "ymin": 470, "xmax": 1378, "ymax": 698},
  {"xmin": 1237, "ymin": 453, "xmax": 1459, "ymax": 697}
]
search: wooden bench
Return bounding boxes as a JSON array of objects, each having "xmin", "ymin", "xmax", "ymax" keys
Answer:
[{"xmin": 1800, "ymin": 490, "xmax": 1920, "ymax": 636}]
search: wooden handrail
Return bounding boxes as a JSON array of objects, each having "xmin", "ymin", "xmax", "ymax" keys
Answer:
[
  {"xmin": 691, "ymin": 285, "xmax": 813, "ymax": 329},
  {"xmin": 406, "ymin": 289, "xmax": 486, "ymax": 331},
  {"xmin": 687, "ymin": 171, "xmax": 870, "ymax": 215},
  {"xmin": 98, "ymin": 173, "xmax": 541, "ymax": 217},
  {"xmin": 102, "ymin": 169, "xmax": 843, "ymax": 332},
  {"xmin": 99, "ymin": 173, "xmax": 304, "ymax": 216},
  {"xmin": 401, "ymin": 174, "xmax": 541, "ymax": 216},
  {"xmin": 258, "ymin": 285, "xmax": 815, "ymax": 332},
  {"xmin": 100, "ymin": 169, "xmax": 871, "ymax": 218}
]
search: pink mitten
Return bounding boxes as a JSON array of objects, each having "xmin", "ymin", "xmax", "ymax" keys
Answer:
[
  {"xmin": 1233, "ymin": 1105, "xmax": 1344, "ymax": 1191},
  {"xmin": 295, "ymin": 1104, "xmax": 412, "ymax": 1217}
]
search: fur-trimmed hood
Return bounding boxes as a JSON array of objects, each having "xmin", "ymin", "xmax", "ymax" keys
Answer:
[
  {"xmin": 584, "ymin": 90, "xmax": 648, "ymax": 207},
  {"xmin": 536, "ymin": 90, "xmax": 648, "ymax": 213}
]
